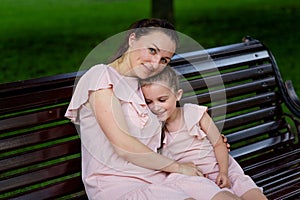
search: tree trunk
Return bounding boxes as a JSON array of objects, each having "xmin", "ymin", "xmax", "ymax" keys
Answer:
[{"xmin": 151, "ymin": 0, "xmax": 174, "ymax": 24}]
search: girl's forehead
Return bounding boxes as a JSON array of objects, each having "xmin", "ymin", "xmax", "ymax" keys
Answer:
[{"xmin": 142, "ymin": 82, "xmax": 175, "ymax": 93}]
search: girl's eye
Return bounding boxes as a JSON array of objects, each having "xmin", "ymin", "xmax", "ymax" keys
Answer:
[
  {"xmin": 145, "ymin": 99, "xmax": 152, "ymax": 104},
  {"xmin": 149, "ymin": 48, "xmax": 156, "ymax": 55},
  {"xmin": 159, "ymin": 98, "xmax": 167, "ymax": 103}
]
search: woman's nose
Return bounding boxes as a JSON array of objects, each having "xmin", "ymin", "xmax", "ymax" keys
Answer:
[{"xmin": 151, "ymin": 55, "xmax": 161, "ymax": 68}]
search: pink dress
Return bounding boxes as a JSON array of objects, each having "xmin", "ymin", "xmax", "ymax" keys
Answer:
[
  {"xmin": 162, "ymin": 103, "xmax": 262, "ymax": 197},
  {"xmin": 65, "ymin": 65, "xmax": 232, "ymax": 200}
]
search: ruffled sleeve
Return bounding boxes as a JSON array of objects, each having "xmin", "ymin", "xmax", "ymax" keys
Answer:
[
  {"xmin": 64, "ymin": 64, "xmax": 148, "ymax": 125},
  {"xmin": 183, "ymin": 103, "xmax": 208, "ymax": 139}
]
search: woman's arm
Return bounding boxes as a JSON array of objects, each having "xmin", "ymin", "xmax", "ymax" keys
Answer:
[
  {"xmin": 199, "ymin": 112, "xmax": 230, "ymax": 188},
  {"xmin": 88, "ymin": 89, "xmax": 202, "ymax": 176}
]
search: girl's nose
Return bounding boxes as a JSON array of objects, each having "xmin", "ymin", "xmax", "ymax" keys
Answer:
[{"xmin": 150, "ymin": 104, "xmax": 164, "ymax": 114}]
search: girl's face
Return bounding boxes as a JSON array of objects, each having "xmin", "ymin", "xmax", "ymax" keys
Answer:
[
  {"xmin": 141, "ymin": 82, "xmax": 182, "ymax": 122},
  {"xmin": 127, "ymin": 31, "xmax": 176, "ymax": 79}
]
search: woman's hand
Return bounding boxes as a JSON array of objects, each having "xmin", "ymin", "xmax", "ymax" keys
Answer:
[
  {"xmin": 216, "ymin": 172, "xmax": 231, "ymax": 188},
  {"xmin": 178, "ymin": 162, "xmax": 204, "ymax": 177}
]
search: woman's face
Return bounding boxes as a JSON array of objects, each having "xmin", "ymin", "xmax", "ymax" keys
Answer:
[
  {"xmin": 127, "ymin": 31, "xmax": 176, "ymax": 79},
  {"xmin": 142, "ymin": 82, "xmax": 182, "ymax": 122}
]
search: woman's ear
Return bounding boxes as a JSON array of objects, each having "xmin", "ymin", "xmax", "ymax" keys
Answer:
[
  {"xmin": 128, "ymin": 33, "xmax": 136, "ymax": 47},
  {"xmin": 176, "ymin": 89, "xmax": 183, "ymax": 101}
]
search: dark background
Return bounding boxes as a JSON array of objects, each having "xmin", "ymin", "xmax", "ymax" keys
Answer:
[{"xmin": 1, "ymin": 0, "xmax": 299, "ymax": 96}]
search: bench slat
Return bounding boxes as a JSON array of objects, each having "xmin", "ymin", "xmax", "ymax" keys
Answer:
[
  {"xmin": 181, "ymin": 77, "xmax": 276, "ymax": 105},
  {"xmin": 267, "ymin": 181, "xmax": 300, "ymax": 200},
  {"xmin": 0, "ymin": 86, "xmax": 73, "ymax": 115},
  {"xmin": 217, "ymin": 106, "xmax": 279, "ymax": 129},
  {"xmin": 230, "ymin": 133, "xmax": 291, "ymax": 158},
  {"xmin": 0, "ymin": 157, "xmax": 81, "ymax": 193},
  {"xmin": 173, "ymin": 49, "xmax": 269, "ymax": 76},
  {"xmin": 0, "ymin": 105, "xmax": 68, "ymax": 133},
  {"xmin": 226, "ymin": 120, "xmax": 282, "ymax": 142},
  {"xmin": 180, "ymin": 63, "xmax": 274, "ymax": 93},
  {"xmin": 3, "ymin": 176, "xmax": 85, "ymax": 200},
  {"xmin": 0, "ymin": 139, "xmax": 80, "ymax": 173},
  {"xmin": 0, "ymin": 123, "xmax": 77, "ymax": 152},
  {"xmin": 209, "ymin": 92, "xmax": 276, "ymax": 117}
]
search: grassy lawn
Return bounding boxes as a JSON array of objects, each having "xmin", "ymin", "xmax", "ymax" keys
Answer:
[{"xmin": 1, "ymin": 0, "xmax": 299, "ymax": 95}]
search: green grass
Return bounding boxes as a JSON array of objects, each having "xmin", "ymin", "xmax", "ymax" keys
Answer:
[{"xmin": 1, "ymin": 0, "xmax": 299, "ymax": 96}]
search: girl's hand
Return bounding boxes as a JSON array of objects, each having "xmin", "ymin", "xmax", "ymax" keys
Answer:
[
  {"xmin": 216, "ymin": 172, "xmax": 231, "ymax": 188},
  {"xmin": 221, "ymin": 134, "xmax": 230, "ymax": 151},
  {"xmin": 178, "ymin": 162, "xmax": 204, "ymax": 177}
]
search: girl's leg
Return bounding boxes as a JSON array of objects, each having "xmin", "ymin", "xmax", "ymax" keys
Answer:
[
  {"xmin": 212, "ymin": 191, "xmax": 242, "ymax": 200},
  {"xmin": 241, "ymin": 188, "xmax": 268, "ymax": 200}
]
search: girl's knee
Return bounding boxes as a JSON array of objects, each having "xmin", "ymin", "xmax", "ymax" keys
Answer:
[
  {"xmin": 212, "ymin": 191, "xmax": 242, "ymax": 200},
  {"xmin": 241, "ymin": 188, "xmax": 268, "ymax": 200}
]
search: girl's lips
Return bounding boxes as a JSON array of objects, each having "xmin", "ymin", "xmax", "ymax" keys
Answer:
[{"xmin": 156, "ymin": 111, "xmax": 167, "ymax": 120}]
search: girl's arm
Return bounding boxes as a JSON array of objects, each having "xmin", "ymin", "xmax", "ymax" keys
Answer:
[
  {"xmin": 88, "ymin": 89, "xmax": 202, "ymax": 176},
  {"xmin": 199, "ymin": 112, "xmax": 231, "ymax": 188}
]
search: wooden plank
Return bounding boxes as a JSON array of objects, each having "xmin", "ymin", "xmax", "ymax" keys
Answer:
[
  {"xmin": 181, "ymin": 77, "xmax": 277, "ymax": 105},
  {"xmin": 0, "ymin": 123, "xmax": 76, "ymax": 152},
  {"xmin": 0, "ymin": 105, "xmax": 68, "ymax": 133},
  {"xmin": 0, "ymin": 139, "xmax": 80, "ymax": 173},
  {"xmin": 267, "ymin": 181, "xmax": 300, "ymax": 200},
  {"xmin": 226, "ymin": 121, "xmax": 282, "ymax": 142},
  {"xmin": 179, "ymin": 63, "xmax": 274, "ymax": 93},
  {"xmin": 209, "ymin": 92, "xmax": 276, "ymax": 117},
  {"xmin": 230, "ymin": 134, "xmax": 291, "ymax": 159},
  {"xmin": 0, "ymin": 157, "xmax": 81, "ymax": 193},
  {"xmin": 215, "ymin": 106, "xmax": 278, "ymax": 130},
  {"xmin": 2, "ymin": 176, "xmax": 85, "ymax": 200},
  {"xmin": 0, "ymin": 86, "xmax": 73, "ymax": 115}
]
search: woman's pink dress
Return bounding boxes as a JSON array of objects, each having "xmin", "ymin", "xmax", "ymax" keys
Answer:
[
  {"xmin": 162, "ymin": 103, "xmax": 263, "ymax": 197},
  {"xmin": 65, "ymin": 65, "xmax": 232, "ymax": 200}
]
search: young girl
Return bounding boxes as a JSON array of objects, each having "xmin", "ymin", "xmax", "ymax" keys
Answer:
[{"xmin": 141, "ymin": 66, "xmax": 268, "ymax": 200}]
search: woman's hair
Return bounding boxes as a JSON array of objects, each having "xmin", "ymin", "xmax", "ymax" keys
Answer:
[
  {"xmin": 140, "ymin": 66, "xmax": 180, "ymax": 93},
  {"xmin": 110, "ymin": 18, "xmax": 179, "ymax": 62}
]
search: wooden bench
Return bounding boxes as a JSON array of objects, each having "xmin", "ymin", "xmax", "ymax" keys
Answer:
[{"xmin": 1, "ymin": 37, "xmax": 299, "ymax": 200}]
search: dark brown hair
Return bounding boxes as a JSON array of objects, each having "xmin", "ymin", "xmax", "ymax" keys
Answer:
[{"xmin": 110, "ymin": 18, "xmax": 179, "ymax": 62}]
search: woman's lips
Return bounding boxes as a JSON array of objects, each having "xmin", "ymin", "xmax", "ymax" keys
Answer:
[{"xmin": 143, "ymin": 64, "xmax": 154, "ymax": 73}]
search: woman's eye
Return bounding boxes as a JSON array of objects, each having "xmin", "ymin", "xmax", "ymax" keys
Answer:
[
  {"xmin": 160, "ymin": 58, "xmax": 168, "ymax": 64},
  {"xmin": 149, "ymin": 48, "xmax": 156, "ymax": 55},
  {"xmin": 159, "ymin": 99, "xmax": 167, "ymax": 103}
]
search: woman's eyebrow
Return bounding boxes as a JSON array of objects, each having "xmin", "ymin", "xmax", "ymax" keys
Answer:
[
  {"xmin": 152, "ymin": 43, "xmax": 160, "ymax": 52},
  {"xmin": 152, "ymin": 44, "xmax": 172, "ymax": 60}
]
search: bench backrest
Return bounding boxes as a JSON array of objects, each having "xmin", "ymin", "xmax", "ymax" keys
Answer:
[
  {"xmin": 0, "ymin": 38, "xmax": 298, "ymax": 199},
  {"xmin": 0, "ymin": 72, "xmax": 86, "ymax": 199},
  {"xmin": 171, "ymin": 38, "xmax": 298, "ymax": 162}
]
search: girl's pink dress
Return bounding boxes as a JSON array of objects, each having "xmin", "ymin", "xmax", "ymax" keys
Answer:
[
  {"xmin": 65, "ymin": 65, "xmax": 232, "ymax": 200},
  {"xmin": 162, "ymin": 103, "xmax": 263, "ymax": 197}
]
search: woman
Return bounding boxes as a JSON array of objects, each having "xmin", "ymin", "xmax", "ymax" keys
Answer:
[{"xmin": 65, "ymin": 18, "xmax": 241, "ymax": 200}]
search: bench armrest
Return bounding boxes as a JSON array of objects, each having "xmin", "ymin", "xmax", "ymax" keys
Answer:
[{"xmin": 285, "ymin": 80, "xmax": 300, "ymax": 118}]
